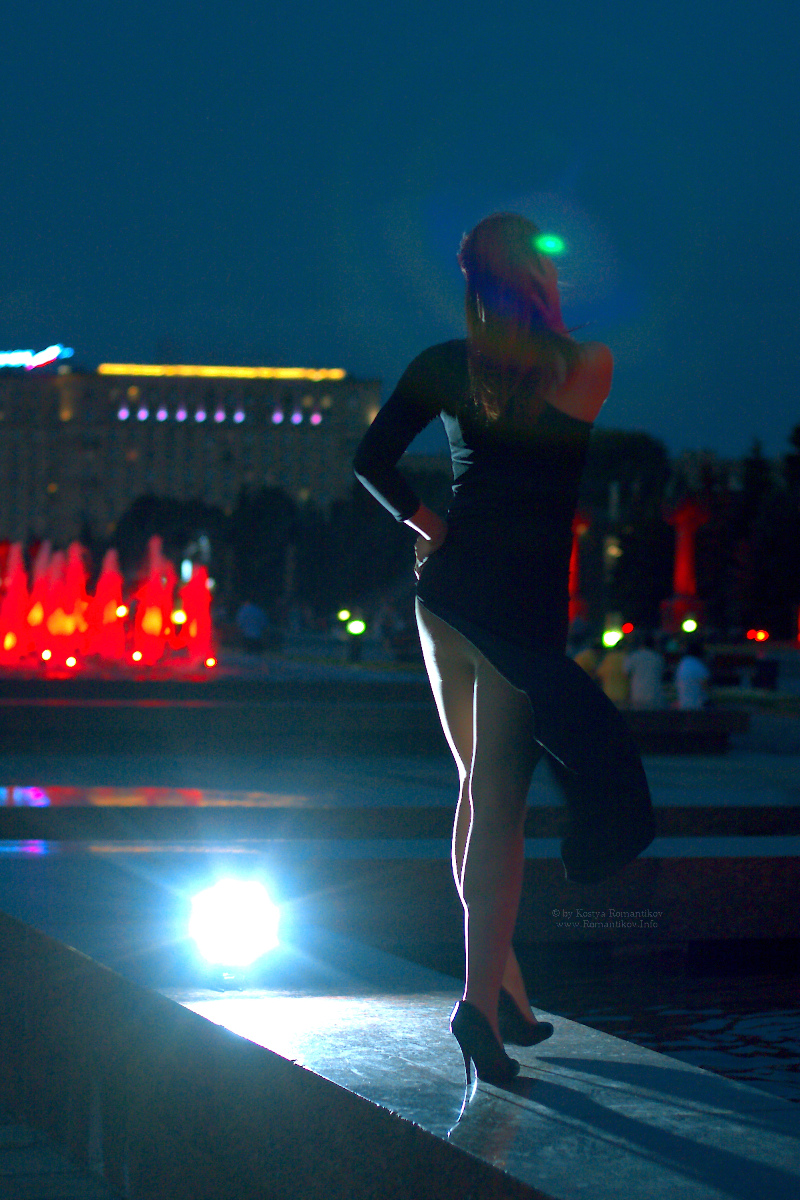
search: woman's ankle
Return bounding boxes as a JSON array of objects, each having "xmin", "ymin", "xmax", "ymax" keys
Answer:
[{"xmin": 462, "ymin": 990, "xmax": 502, "ymax": 1040}]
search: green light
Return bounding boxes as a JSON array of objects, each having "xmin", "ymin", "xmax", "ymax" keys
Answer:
[
  {"xmin": 346, "ymin": 619, "xmax": 366, "ymax": 636},
  {"xmin": 337, "ymin": 609, "xmax": 351, "ymax": 622},
  {"xmin": 602, "ymin": 629, "xmax": 623, "ymax": 648},
  {"xmin": 534, "ymin": 233, "xmax": 566, "ymax": 256},
  {"xmin": 682, "ymin": 618, "xmax": 698, "ymax": 633}
]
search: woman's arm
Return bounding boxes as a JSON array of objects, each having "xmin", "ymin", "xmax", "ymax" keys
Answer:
[{"xmin": 352, "ymin": 346, "xmax": 446, "ymax": 522}]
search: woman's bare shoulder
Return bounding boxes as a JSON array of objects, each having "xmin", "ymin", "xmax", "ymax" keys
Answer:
[{"xmin": 551, "ymin": 342, "xmax": 613, "ymax": 424}]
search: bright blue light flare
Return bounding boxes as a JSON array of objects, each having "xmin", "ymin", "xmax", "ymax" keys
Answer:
[
  {"xmin": 0, "ymin": 344, "xmax": 74, "ymax": 370},
  {"xmin": 533, "ymin": 233, "xmax": 566, "ymax": 256},
  {"xmin": 189, "ymin": 879, "xmax": 280, "ymax": 967}
]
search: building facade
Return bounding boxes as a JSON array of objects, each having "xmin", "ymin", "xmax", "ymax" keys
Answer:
[{"xmin": 0, "ymin": 363, "xmax": 380, "ymax": 545}]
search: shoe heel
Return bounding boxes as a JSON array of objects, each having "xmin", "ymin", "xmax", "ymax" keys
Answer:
[{"xmin": 450, "ymin": 1000, "xmax": 519, "ymax": 1086}]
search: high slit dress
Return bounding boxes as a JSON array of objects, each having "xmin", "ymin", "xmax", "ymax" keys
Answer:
[{"xmin": 353, "ymin": 339, "xmax": 655, "ymax": 885}]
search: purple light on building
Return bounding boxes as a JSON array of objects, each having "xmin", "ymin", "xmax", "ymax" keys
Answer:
[
  {"xmin": 214, "ymin": 409, "xmax": 225, "ymax": 423},
  {"xmin": 137, "ymin": 407, "xmax": 149, "ymax": 421},
  {"xmin": 310, "ymin": 412, "xmax": 322, "ymax": 425},
  {"xmin": 233, "ymin": 410, "xmax": 245, "ymax": 423},
  {"xmin": 156, "ymin": 408, "xmax": 168, "ymax": 421},
  {"xmin": 272, "ymin": 410, "xmax": 284, "ymax": 424},
  {"xmin": 291, "ymin": 411, "xmax": 302, "ymax": 425},
  {"xmin": 195, "ymin": 409, "xmax": 207, "ymax": 422},
  {"xmin": 176, "ymin": 408, "xmax": 188, "ymax": 421},
  {"xmin": 117, "ymin": 407, "xmax": 130, "ymax": 420}
]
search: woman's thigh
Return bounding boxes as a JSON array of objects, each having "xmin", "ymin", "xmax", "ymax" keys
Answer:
[
  {"xmin": 416, "ymin": 600, "xmax": 541, "ymax": 803},
  {"xmin": 471, "ymin": 654, "xmax": 541, "ymax": 818},
  {"xmin": 415, "ymin": 599, "xmax": 476, "ymax": 779}
]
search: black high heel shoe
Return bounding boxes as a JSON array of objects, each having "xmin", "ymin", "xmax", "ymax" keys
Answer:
[
  {"xmin": 450, "ymin": 1000, "xmax": 520, "ymax": 1086},
  {"xmin": 498, "ymin": 987, "xmax": 554, "ymax": 1047}
]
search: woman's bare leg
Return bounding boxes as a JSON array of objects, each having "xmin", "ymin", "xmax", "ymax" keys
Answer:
[
  {"xmin": 461, "ymin": 652, "xmax": 539, "ymax": 1037},
  {"xmin": 416, "ymin": 600, "xmax": 539, "ymax": 1032}
]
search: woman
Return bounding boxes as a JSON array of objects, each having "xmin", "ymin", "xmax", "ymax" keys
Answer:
[{"xmin": 353, "ymin": 213, "xmax": 654, "ymax": 1088}]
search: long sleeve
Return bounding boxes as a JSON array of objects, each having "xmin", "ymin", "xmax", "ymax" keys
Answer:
[{"xmin": 353, "ymin": 345, "xmax": 446, "ymax": 521}]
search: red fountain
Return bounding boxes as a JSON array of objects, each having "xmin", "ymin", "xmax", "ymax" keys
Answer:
[
  {"xmin": 568, "ymin": 510, "xmax": 591, "ymax": 625},
  {"xmin": 0, "ymin": 538, "xmax": 217, "ymax": 675},
  {"xmin": 176, "ymin": 563, "xmax": 214, "ymax": 665},
  {"xmin": 84, "ymin": 549, "xmax": 127, "ymax": 661},
  {"xmin": 0, "ymin": 543, "xmax": 31, "ymax": 664},
  {"xmin": 660, "ymin": 499, "xmax": 709, "ymax": 634}
]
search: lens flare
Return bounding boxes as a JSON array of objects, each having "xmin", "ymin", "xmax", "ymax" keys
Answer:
[
  {"xmin": 534, "ymin": 233, "xmax": 566, "ymax": 255},
  {"xmin": 189, "ymin": 879, "xmax": 280, "ymax": 966}
]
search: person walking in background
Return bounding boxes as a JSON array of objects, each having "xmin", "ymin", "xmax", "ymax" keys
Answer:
[
  {"xmin": 624, "ymin": 632, "xmax": 665, "ymax": 709},
  {"xmin": 596, "ymin": 639, "xmax": 630, "ymax": 705},
  {"xmin": 675, "ymin": 637, "xmax": 711, "ymax": 709},
  {"xmin": 353, "ymin": 212, "xmax": 655, "ymax": 1090}
]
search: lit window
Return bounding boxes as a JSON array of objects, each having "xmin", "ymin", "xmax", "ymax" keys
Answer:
[{"xmin": 127, "ymin": 385, "xmax": 140, "ymax": 399}]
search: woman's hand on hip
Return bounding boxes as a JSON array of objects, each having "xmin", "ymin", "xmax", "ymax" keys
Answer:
[
  {"xmin": 413, "ymin": 525, "xmax": 448, "ymax": 580},
  {"xmin": 405, "ymin": 504, "xmax": 448, "ymax": 580}
]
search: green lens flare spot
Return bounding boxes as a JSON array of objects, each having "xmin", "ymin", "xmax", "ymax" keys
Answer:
[{"xmin": 534, "ymin": 233, "xmax": 566, "ymax": 256}]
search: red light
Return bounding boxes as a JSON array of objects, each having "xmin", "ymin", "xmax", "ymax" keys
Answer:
[
  {"xmin": 622, "ymin": 623, "xmax": 634, "ymax": 635},
  {"xmin": 746, "ymin": 630, "xmax": 756, "ymax": 640},
  {"xmin": 755, "ymin": 630, "xmax": 769, "ymax": 642},
  {"xmin": 205, "ymin": 656, "xmax": 217, "ymax": 668}
]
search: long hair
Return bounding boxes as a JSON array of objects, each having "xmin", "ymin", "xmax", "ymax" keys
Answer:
[{"xmin": 458, "ymin": 213, "xmax": 581, "ymax": 430}]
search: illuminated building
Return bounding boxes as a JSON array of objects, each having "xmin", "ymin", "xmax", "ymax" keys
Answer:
[{"xmin": 0, "ymin": 363, "xmax": 380, "ymax": 543}]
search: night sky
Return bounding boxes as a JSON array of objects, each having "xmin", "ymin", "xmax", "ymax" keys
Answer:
[{"xmin": 3, "ymin": 1, "xmax": 798, "ymax": 458}]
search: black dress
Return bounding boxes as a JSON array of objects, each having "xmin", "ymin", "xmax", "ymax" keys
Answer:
[{"xmin": 354, "ymin": 340, "xmax": 655, "ymax": 885}]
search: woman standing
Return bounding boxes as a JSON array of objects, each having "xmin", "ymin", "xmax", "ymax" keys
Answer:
[{"xmin": 354, "ymin": 213, "xmax": 654, "ymax": 1087}]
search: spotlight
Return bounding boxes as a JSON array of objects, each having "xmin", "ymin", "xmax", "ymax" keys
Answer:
[{"xmin": 189, "ymin": 879, "xmax": 279, "ymax": 967}]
